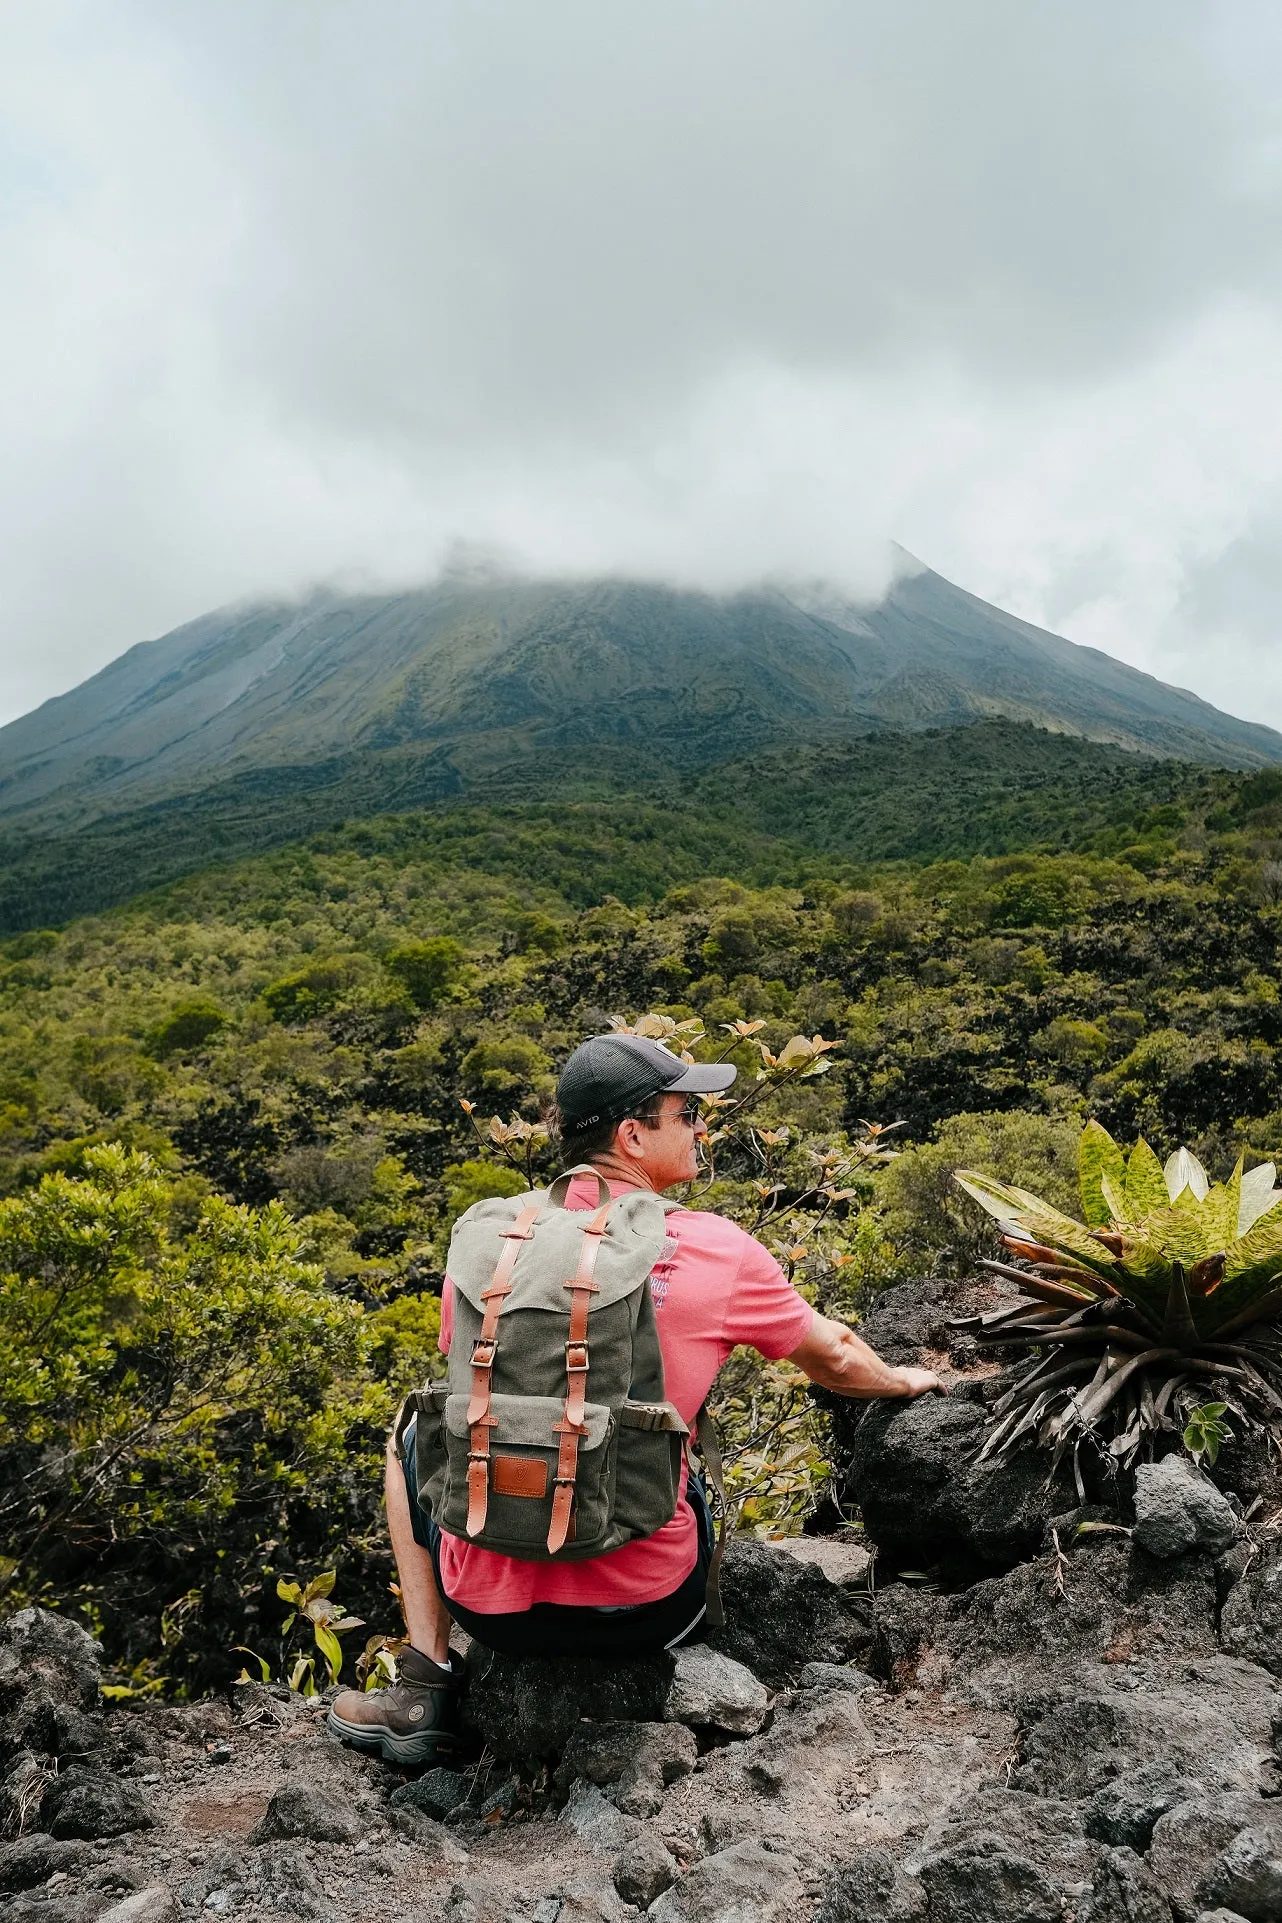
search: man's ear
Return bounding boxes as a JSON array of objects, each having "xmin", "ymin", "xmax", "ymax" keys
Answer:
[{"xmin": 613, "ymin": 1117, "xmax": 646, "ymax": 1161}]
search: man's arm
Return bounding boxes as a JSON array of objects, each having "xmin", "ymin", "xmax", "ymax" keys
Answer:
[{"xmin": 787, "ymin": 1309, "xmax": 942, "ymax": 1398}]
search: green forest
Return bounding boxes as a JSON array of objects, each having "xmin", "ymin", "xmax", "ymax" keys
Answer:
[{"xmin": 4, "ymin": 723, "xmax": 1282, "ymax": 1692}]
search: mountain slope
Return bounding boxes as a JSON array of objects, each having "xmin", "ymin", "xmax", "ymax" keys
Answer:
[{"xmin": 1, "ymin": 562, "xmax": 1278, "ymax": 832}]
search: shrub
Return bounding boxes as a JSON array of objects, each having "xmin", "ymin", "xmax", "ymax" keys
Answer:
[
  {"xmin": 383, "ymin": 937, "xmax": 465, "ymax": 1009},
  {"xmin": 261, "ymin": 954, "xmax": 369, "ymax": 1023},
  {"xmin": 148, "ymin": 996, "xmax": 229, "ymax": 1057},
  {"xmin": 878, "ymin": 1109, "xmax": 1079, "ymax": 1273}
]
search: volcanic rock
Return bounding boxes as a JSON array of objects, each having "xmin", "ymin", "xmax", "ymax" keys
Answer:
[
  {"xmin": 708, "ymin": 1537, "xmax": 873, "ymax": 1688},
  {"xmin": 249, "ymin": 1782, "xmax": 362, "ymax": 1844},
  {"xmin": 647, "ymin": 1838, "xmax": 805, "ymax": 1921},
  {"xmin": 612, "ymin": 1830, "xmax": 678, "ymax": 1907},
  {"xmin": 663, "ymin": 1646, "xmax": 769, "ymax": 1736},
  {"xmin": 462, "ymin": 1649, "xmax": 672, "ymax": 1763},
  {"xmin": 814, "ymin": 1846, "xmax": 927, "ymax": 1921},
  {"xmin": 553, "ymin": 1720, "xmax": 696, "ymax": 1817},
  {"xmin": 1133, "ymin": 1457, "xmax": 1240, "ymax": 1560}
]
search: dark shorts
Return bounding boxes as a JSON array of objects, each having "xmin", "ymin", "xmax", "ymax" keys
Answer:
[{"xmin": 400, "ymin": 1418, "xmax": 714, "ymax": 1658}]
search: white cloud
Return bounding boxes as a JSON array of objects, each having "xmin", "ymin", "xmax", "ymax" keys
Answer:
[{"xmin": 4, "ymin": 1, "xmax": 1282, "ymax": 726}]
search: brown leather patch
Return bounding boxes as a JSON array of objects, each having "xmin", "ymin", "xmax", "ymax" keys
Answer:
[{"xmin": 492, "ymin": 1455, "xmax": 548, "ymax": 1500}]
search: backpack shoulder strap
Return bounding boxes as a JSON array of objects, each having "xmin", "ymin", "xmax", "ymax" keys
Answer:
[
  {"xmin": 694, "ymin": 1403, "xmax": 731, "ymax": 1630},
  {"xmin": 465, "ymin": 1198, "xmax": 541, "ymax": 1538}
]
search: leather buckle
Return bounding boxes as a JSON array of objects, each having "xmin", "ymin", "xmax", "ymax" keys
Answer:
[
  {"xmin": 565, "ymin": 1341, "xmax": 589, "ymax": 1371},
  {"xmin": 501, "ymin": 1223, "xmax": 536, "ymax": 1239},
  {"xmin": 471, "ymin": 1339, "xmax": 497, "ymax": 1368}
]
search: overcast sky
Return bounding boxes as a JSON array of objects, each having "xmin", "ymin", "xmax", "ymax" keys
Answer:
[{"xmin": 4, "ymin": 1, "xmax": 1282, "ymax": 727}]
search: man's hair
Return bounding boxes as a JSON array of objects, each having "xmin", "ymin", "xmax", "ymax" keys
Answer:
[{"xmin": 546, "ymin": 1090, "xmax": 666, "ymax": 1164}]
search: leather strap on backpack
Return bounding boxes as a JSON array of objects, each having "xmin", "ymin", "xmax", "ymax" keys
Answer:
[
  {"xmin": 465, "ymin": 1200, "xmax": 541, "ymax": 1537},
  {"xmin": 694, "ymin": 1404, "xmax": 732, "ymax": 1630},
  {"xmin": 547, "ymin": 1197, "xmax": 613, "ymax": 1553}
]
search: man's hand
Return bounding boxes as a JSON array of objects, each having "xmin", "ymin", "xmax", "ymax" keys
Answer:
[
  {"xmin": 787, "ymin": 1311, "xmax": 946, "ymax": 1400},
  {"xmin": 888, "ymin": 1364, "xmax": 943, "ymax": 1398}
]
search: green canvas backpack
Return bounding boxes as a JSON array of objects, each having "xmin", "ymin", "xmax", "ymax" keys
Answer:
[{"xmin": 398, "ymin": 1166, "xmax": 727, "ymax": 1616}]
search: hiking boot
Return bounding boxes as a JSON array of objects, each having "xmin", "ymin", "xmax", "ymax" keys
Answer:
[{"xmin": 326, "ymin": 1646, "xmax": 460, "ymax": 1766}]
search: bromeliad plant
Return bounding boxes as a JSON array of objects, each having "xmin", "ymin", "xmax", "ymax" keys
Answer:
[{"xmin": 952, "ymin": 1122, "xmax": 1282, "ymax": 1481}]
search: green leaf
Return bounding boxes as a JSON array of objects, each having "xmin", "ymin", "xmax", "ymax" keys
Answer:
[
  {"xmin": 1165, "ymin": 1147, "xmax": 1209, "ymax": 1203},
  {"xmin": 1079, "ymin": 1121, "xmax": 1127, "ymax": 1228},
  {"xmin": 276, "ymin": 1578, "xmax": 302, "ymax": 1604},
  {"xmin": 313, "ymin": 1621, "xmax": 344, "ymax": 1685},
  {"xmin": 231, "ymin": 1645, "xmax": 271, "ymax": 1683},
  {"xmin": 303, "ymin": 1569, "xmax": 337, "ymax": 1603},
  {"xmin": 1124, "ymin": 1139, "xmax": 1170, "ymax": 1218},
  {"xmin": 1100, "ymin": 1172, "xmax": 1128, "ymax": 1224},
  {"xmin": 952, "ymin": 1171, "xmax": 1121, "ymax": 1280}
]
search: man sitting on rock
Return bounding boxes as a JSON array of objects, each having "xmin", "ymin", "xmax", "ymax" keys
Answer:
[{"xmin": 329, "ymin": 1031, "xmax": 940, "ymax": 1765}]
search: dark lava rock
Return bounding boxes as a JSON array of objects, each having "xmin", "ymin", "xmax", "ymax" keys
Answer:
[
  {"xmin": 1089, "ymin": 1767, "xmax": 1188, "ymax": 1850},
  {"xmin": 917, "ymin": 1834, "xmax": 1062, "ymax": 1923},
  {"xmin": 739, "ymin": 1688, "xmax": 872, "ymax": 1796},
  {"xmin": 648, "ymin": 1838, "xmax": 805, "ymax": 1921},
  {"xmin": 1085, "ymin": 1845, "xmax": 1173, "ymax": 1923},
  {"xmin": 1197, "ymin": 1826, "xmax": 1282, "ymax": 1922},
  {"xmin": 871, "ymin": 1582, "xmax": 947, "ymax": 1679},
  {"xmin": 833, "ymin": 1389, "xmax": 1070, "ymax": 1577},
  {"xmin": 708, "ymin": 1538, "xmax": 873, "ymax": 1689},
  {"xmin": 0, "ymin": 1833, "xmax": 92, "ymax": 1891},
  {"xmin": 42, "ymin": 1770, "xmax": 154, "ymax": 1840},
  {"xmin": 1133, "ymin": 1458, "xmax": 1239, "ymax": 1561},
  {"xmin": 0, "ymin": 1609, "xmax": 101, "ymax": 1714},
  {"xmin": 1148, "ymin": 1800, "xmax": 1268, "ymax": 1923},
  {"xmin": 462, "ymin": 1650, "xmax": 673, "ymax": 1764},
  {"xmin": 1221, "ymin": 1552, "xmax": 1282, "ymax": 1676},
  {"xmin": 389, "ymin": 1766, "xmax": 469, "ymax": 1821},
  {"xmin": 612, "ymin": 1831, "xmax": 678, "ymax": 1907},
  {"xmin": 815, "ymin": 1845, "xmax": 927, "ymax": 1921},
  {"xmin": 249, "ymin": 1782, "xmax": 361, "ymax": 1844},
  {"xmin": 181, "ymin": 1841, "xmax": 330, "ymax": 1919},
  {"xmin": 554, "ymin": 1721, "xmax": 696, "ymax": 1818},
  {"xmin": 798, "ymin": 1662, "xmax": 877, "ymax": 1694}
]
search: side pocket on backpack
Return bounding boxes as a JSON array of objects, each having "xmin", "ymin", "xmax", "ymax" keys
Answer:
[
  {"xmin": 438, "ymin": 1393, "xmax": 618, "ymax": 1557},
  {"xmin": 613, "ymin": 1400, "xmax": 687, "ymax": 1544},
  {"xmin": 410, "ymin": 1381, "xmax": 451, "ymax": 1526}
]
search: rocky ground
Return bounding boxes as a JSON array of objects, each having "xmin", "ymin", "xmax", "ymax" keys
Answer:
[{"xmin": 8, "ymin": 1277, "xmax": 1282, "ymax": 1923}]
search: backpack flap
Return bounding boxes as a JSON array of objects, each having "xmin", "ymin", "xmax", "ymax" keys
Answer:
[{"xmin": 438, "ymin": 1392, "xmax": 615, "ymax": 1554}]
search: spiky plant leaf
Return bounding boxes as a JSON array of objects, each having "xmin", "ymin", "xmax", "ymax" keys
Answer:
[
  {"xmin": 1100, "ymin": 1171, "xmax": 1129, "ymax": 1224},
  {"xmin": 1195, "ymin": 1159, "xmax": 1243, "ymax": 1251},
  {"xmin": 953, "ymin": 1170, "xmax": 1122, "ymax": 1280},
  {"xmin": 1165, "ymin": 1146, "xmax": 1209, "ymax": 1203},
  {"xmin": 1080, "ymin": 1121, "xmax": 1127, "ymax": 1229},
  {"xmin": 1125, "ymin": 1139, "xmax": 1171, "ymax": 1218},
  {"xmin": 1239, "ymin": 1162, "xmax": 1282, "ymax": 1235},
  {"xmin": 1202, "ymin": 1206, "xmax": 1282, "ymax": 1326}
]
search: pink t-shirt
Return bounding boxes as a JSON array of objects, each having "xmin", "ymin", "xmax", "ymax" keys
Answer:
[{"xmin": 433, "ymin": 1176, "xmax": 814, "ymax": 1612}]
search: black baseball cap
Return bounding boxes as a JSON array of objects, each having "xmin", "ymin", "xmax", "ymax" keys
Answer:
[{"xmin": 556, "ymin": 1033, "xmax": 737, "ymax": 1132}]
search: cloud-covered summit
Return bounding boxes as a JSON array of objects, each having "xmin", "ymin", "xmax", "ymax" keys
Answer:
[{"xmin": 5, "ymin": 3, "xmax": 1282, "ymax": 724}]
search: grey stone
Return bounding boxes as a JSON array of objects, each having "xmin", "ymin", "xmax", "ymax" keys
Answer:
[
  {"xmin": 770, "ymin": 1535, "xmax": 873, "ymax": 1588},
  {"xmin": 1195, "ymin": 1913, "xmax": 1252, "ymax": 1923},
  {"xmin": 827, "ymin": 1282, "xmax": 1074, "ymax": 1576},
  {"xmin": 1150, "ymin": 1803, "xmax": 1256, "ymax": 1921},
  {"xmin": 664, "ymin": 1646, "xmax": 768, "ymax": 1736},
  {"xmin": 249, "ymin": 1782, "xmax": 361, "ymax": 1844},
  {"xmin": 557, "ymin": 1873, "xmax": 629, "ymax": 1923},
  {"xmin": 0, "ymin": 1833, "xmax": 92, "ymax": 1891},
  {"xmin": 815, "ymin": 1846, "xmax": 927, "ymax": 1921},
  {"xmin": 740, "ymin": 1687, "xmax": 873, "ymax": 1795},
  {"xmin": 1223, "ymin": 1555, "xmax": 1282, "ymax": 1678},
  {"xmin": 1089, "ymin": 1768, "xmax": 1187, "ymax": 1850},
  {"xmin": 554, "ymin": 1721, "xmax": 696, "ymax": 1818},
  {"xmin": 389, "ymin": 1806, "xmax": 470, "ymax": 1859},
  {"xmin": 462, "ymin": 1649, "xmax": 672, "ymax": 1764},
  {"xmin": 612, "ymin": 1831, "xmax": 677, "ymax": 1907},
  {"xmin": 0, "ymin": 1608, "xmax": 102, "ymax": 1713},
  {"xmin": 918, "ymin": 1834, "xmax": 1062, "ymax": 1923},
  {"xmin": 45, "ymin": 1774, "xmax": 154, "ymax": 1840},
  {"xmin": 798, "ymin": 1662, "xmax": 877, "ymax": 1694},
  {"xmin": 1198, "ymin": 1827, "xmax": 1282, "ymax": 1922},
  {"xmin": 1133, "ymin": 1459, "xmax": 1239, "ymax": 1561},
  {"xmin": 558, "ymin": 1779, "xmax": 639, "ymax": 1853},
  {"xmin": 648, "ymin": 1839, "xmax": 805, "ymax": 1922},
  {"xmin": 1085, "ymin": 1847, "xmax": 1173, "ymax": 1923},
  {"xmin": 97, "ymin": 1890, "xmax": 176, "ymax": 1923},
  {"xmin": 389, "ymin": 1765, "xmax": 469, "ymax": 1821},
  {"xmin": 708, "ymin": 1538, "xmax": 873, "ymax": 1689},
  {"xmin": 479, "ymin": 1777, "xmax": 520, "ymax": 1823}
]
